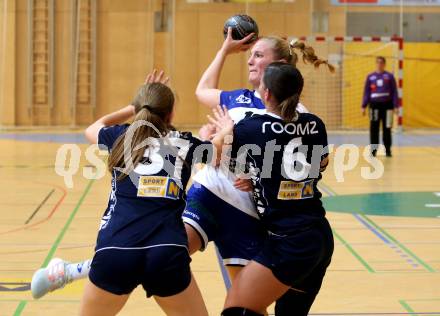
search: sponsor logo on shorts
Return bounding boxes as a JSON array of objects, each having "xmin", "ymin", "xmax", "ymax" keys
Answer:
[{"xmin": 183, "ymin": 210, "xmax": 200, "ymax": 221}]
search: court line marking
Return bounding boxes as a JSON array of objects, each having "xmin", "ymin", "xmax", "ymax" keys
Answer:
[
  {"xmin": 359, "ymin": 214, "xmax": 436, "ymax": 273},
  {"xmin": 425, "ymin": 204, "xmax": 440, "ymax": 208},
  {"xmin": 334, "ymin": 226, "xmax": 440, "ymax": 230},
  {"xmin": 0, "ymin": 182, "xmax": 67, "ymax": 235},
  {"xmin": 1, "ymin": 299, "xmax": 80, "ymax": 303},
  {"xmin": 0, "ymin": 244, "xmax": 94, "ymax": 256},
  {"xmin": 320, "ymin": 182, "xmax": 436, "ymax": 273},
  {"xmin": 353, "ymin": 214, "xmax": 420, "ymax": 270},
  {"xmin": 399, "ymin": 300, "xmax": 418, "ymax": 316},
  {"xmin": 24, "ymin": 189, "xmax": 55, "ymax": 224},
  {"xmin": 0, "ymin": 165, "xmax": 55, "ymax": 169},
  {"xmin": 12, "ymin": 179, "xmax": 95, "ymax": 316},
  {"xmin": 215, "ymin": 247, "xmax": 231, "ymax": 290},
  {"xmin": 331, "ymin": 229, "xmax": 375, "ymax": 273},
  {"xmin": 318, "ymin": 182, "xmax": 338, "ymax": 196},
  {"xmin": 404, "ymin": 298, "xmax": 440, "ymax": 302},
  {"xmin": 319, "ymin": 183, "xmax": 376, "ymax": 272}
]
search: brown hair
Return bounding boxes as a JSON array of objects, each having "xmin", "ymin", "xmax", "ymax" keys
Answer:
[
  {"xmin": 263, "ymin": 62, "xmax": 304, "ymax": 122},
  {"xmin": 108, "ymin": 83, "xmax": 175, "ymax": 180},
  {"xmin": 376, "ymin": 56, "xmax": 386, "ymax": 64},
  {"xmin": 260, "ymin": 36, "xmax": 335, "ymax": 73}
]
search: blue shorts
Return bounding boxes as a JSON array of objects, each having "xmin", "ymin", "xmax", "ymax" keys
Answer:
[
  {"xmin": 89, "ymin": 246, "xmax": 191, "ymax": 297},
  {"xmin": 254, "ymin": 218, "xmax": 334, "ymax": 292},
  {"xmin": 182, "ymin": 183, "xmax": 266, "ymax": 266}
]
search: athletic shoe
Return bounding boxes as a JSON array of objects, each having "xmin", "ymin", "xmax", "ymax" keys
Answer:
[{"xmin": 31, "ymin": 258, "xmax": 71, "ymax": 299}]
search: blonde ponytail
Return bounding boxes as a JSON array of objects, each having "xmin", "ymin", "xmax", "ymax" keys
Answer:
[
  {"xmin": 258, "ymin": 36, "xmax": 335, "ymax": 73},
  {"xmin": 290, "ymin": 39, "xmax": 335, "ymax": 73}
]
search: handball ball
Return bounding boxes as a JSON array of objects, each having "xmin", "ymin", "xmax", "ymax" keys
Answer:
[{"xmin": 223, "ymin": 14, "xmax": 259, "ymax": 43}]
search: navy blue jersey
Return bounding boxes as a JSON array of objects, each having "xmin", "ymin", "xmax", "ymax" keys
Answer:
[
  {"xmin": 96, "ymin": 124, "xmax": 212, "ymax": 250},
  {"xmin": 231, "ymin": 112, "xmax": 329, "ymax": 235}
]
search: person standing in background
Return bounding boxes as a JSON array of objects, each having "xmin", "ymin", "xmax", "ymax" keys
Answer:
[{"xmin": 362, "ymin": 56, "xmax": 398, "ymax": 157}]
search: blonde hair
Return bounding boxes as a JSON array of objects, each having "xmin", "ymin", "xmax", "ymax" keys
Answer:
[
  {"xmin": 108, "ymin": 83, "xmax": 175, "ymax": 180},
  {"xmin": 260, "ymin": 36, "xmax": 335, "ymax": 73}
]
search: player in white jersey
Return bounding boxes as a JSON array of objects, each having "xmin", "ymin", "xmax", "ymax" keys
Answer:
[
  {"xmin": 31, "ymin": 32, "xmax": 331, "ymax": 314},
  {"xmin": 183, "ymin": 33, "xmax": 330, "ymax": 279}
]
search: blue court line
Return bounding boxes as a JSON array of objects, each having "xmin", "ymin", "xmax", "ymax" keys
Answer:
[
  {"xmin": 318, "ymin": 183, "xmax": 335, "ymax": 197},
  {"xmin": 318, "ymin": 183, "xmax": 378, "ymax": 273},
  {"xmin": 353, "ymin": 214, "xmax": 420, "ymax": 269},
  {"xmin": 353, "ymin": 214, "xmax": 392, "ymax": 245},
  {"xmin": 319, "ymin": 182, "xmax": 424, "ymax": 270},
  {"xmin": 215, "ymin": 246, "xmax": 231, "ymax": 290},
  {"xmin": 318, "ymin": 182, "xmax": 338, "ymax": 196}
]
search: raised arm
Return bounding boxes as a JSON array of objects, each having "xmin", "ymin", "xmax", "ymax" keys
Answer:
[
  {"xmin": 196, "ymin": 28, "xmax": 255, "ymax": 108},
  {"xmin": 85, "ymin": 69, "xmax": 170, "ymax": 144},
  {"xmin": 85, "ymin": 105, "xmax": 135, "ymax": 144}
]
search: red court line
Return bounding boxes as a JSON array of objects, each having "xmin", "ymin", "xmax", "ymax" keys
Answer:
[{"xmin": 0, "ymin": 181, "xmax": 67, "ymax": 235}]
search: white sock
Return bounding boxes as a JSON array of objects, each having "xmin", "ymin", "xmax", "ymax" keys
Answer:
[{"xmin": 66, "ymin": 259, "xmax": 92, "ymax": 281}]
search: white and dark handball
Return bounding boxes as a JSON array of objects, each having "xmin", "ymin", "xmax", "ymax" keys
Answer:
[{"xmin": 223, "ymin": 14, "xmax": 259, "ymax": 43}]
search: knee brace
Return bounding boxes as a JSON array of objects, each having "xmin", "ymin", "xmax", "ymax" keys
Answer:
[{"xmin": 221, "ymin": 307, "xmax": 264, "ymax": 316}]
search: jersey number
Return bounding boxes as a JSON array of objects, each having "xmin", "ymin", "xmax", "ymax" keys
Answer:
[
  {"xmin": 282, "ymin": 137, "xmax": 311, "ymax": 181},
  {"xmin": 133, "ymin": 137, "xmax": 190, "ymax": 180}
]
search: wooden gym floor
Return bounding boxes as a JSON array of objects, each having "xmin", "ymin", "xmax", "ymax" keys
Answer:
[{"xmin": 0, "ymin": 130, "xmax": 439, "ymax": 316}]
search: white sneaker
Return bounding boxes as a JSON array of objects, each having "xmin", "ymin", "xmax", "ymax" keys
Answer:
[{"xmin": 31, "ymin": 258, "xmax": 71, "ymax": 299}]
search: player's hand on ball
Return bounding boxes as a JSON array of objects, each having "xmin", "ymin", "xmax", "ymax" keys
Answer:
[
  {"xmin": 207, "ymin": 105, "xmax": 234, "ymax": 136},
  {"xmin": 145, "ymin": 69, "xmax": 170, "ymax": 85},
  {"xmin": 221, "ymin": 27, "xmax": 255, "ymax": 55}
]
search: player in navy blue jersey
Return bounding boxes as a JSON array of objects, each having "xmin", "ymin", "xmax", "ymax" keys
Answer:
[
  {"xmin": 31, "ymin": 35, "xmax": 333, "ymax": 315},
  {"xmin": 185, "ymin": 31, "xmax": 332, "ymax": 281},
  {"xmin": 188, "ymin": 32, "xmax": 333, "ymax": 316},
  {"xmin": 75, "ymin": 82, "xmax": 232, "ymax": 316},
  {"xmin": 209, "ymin": 62, "xmax": 334, "ymax": 316}
]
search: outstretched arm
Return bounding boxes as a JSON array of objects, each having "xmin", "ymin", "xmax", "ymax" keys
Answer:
[
  {"xmin": 85, "ymin": 69, "xmax": 170, "ymax": 144},
  {"xmin": 85, "ymin": 105, "xmax": 135, "ymax": 144},
  {"xmin": 196, "ymin": 28, "xmax": 255, "ymax": 108}
]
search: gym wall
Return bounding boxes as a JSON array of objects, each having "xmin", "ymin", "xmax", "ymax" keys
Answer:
[{"xmin": 0, "ymin": 0, "xmax": 439, "ymax": 128}]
